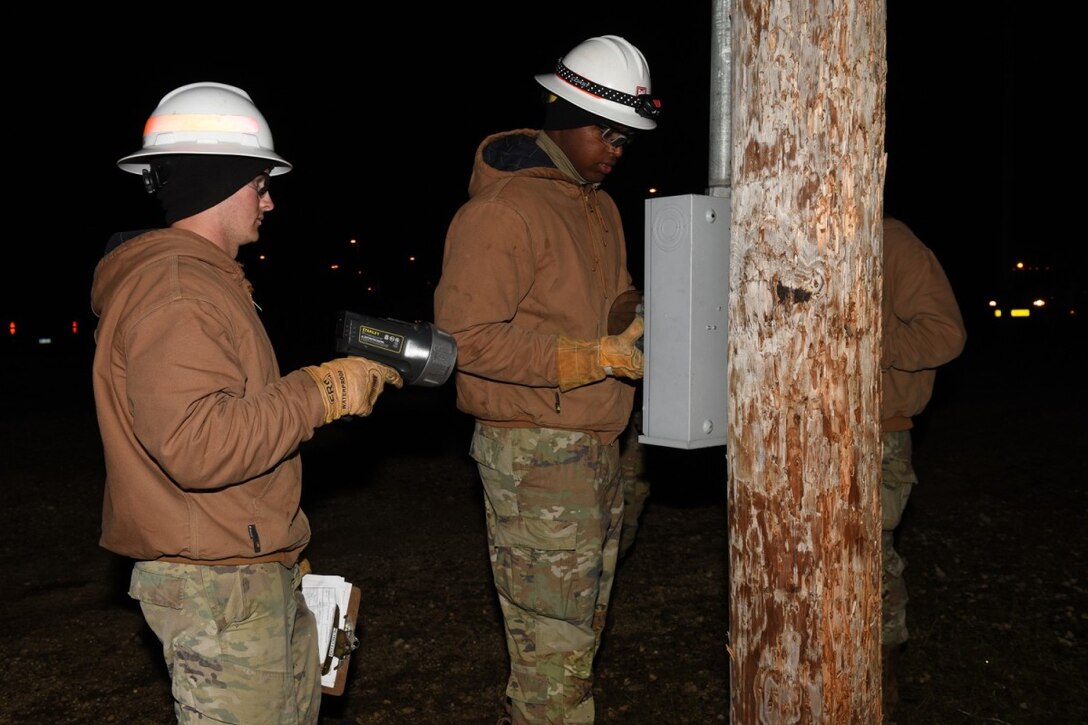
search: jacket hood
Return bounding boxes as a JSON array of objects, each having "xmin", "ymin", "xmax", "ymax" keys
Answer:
[
  {"xmin": 91, "ymin": 229, "xmax": 247, "ymax": 317},
  {"xmin": 468, "ymin": 129, "xmax": 576, "ymax": 199}
]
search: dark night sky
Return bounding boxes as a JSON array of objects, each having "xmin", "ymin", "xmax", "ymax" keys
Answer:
[{"xmin": 5, "ymin": 5, "xmax": 1046, "ymax": 362}]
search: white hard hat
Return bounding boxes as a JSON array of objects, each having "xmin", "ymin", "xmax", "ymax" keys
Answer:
[
  {"xmin": 117, "ymin": 81, "xmax": 291, "ymax": 176},
  {"xmin": 535, "ymin": 35, "xmax": 661, "ymax": 131}
]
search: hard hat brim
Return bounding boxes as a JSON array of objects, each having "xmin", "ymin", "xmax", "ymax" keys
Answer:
[
  {"xmin": 535, "ymin": 73, "xmax": 656, "ymax": 131},
  {"xmin": 117, "ymin": 146, "xmax": 292, "ymax": 175}
]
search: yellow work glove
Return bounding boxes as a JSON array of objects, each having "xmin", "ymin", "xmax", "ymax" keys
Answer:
[
  {"xmin": 556, "ymin": 316, "xmax": 644, "ymax": 392},
  {"xmin": 303, "ymin": 357, "xmax": 404, "ymax": 423}
]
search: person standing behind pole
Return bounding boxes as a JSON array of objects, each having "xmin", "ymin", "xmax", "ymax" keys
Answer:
[
  {"xmin": 91, "ymin": 82, "xmax": 403, "ymax": 724},
  {"xmin": 880, "ymin": 216, "xmax": 966, "ymax": 720},
  {"xmin": 434, "ymin": 36, "xmax": 661, "ymax": 724}
]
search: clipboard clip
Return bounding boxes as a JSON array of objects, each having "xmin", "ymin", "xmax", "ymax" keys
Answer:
[
  {"xmin": 321, "ymin": 604, "xmax": 360, "ymax": 675},
  {"xmin": 333, "ymin": 617, "xmax": 360, "ymax": 659}
]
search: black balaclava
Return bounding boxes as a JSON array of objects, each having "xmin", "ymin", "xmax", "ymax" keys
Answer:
[
  {"xmin": 153, "ymin": 155, "xmax": 272, "ymax": 225},
  {"xmin": 541, "ymin": 93, "xmax": 616, "ymax": 131}
]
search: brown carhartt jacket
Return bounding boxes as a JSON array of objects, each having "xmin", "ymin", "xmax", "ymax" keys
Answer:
[
  {"xmin": 881, "ymin": 218, "xmax": 967, "ymax": 432},
  {"xmin": 434, "ymin": 130, "xmax": 637, "ymax": 444},
  {"xmin": 91, "ymin": 228, "xmax": 324, "ymax": 564}
]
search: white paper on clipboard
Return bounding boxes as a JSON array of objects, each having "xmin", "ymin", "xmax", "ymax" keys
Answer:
[{"xmin": 301, "ymin": 573, "xmax": 353, "ymax": 689}]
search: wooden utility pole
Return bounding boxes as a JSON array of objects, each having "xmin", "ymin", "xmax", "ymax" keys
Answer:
[{"xmin": 726, "ymin": 1, "xmax": 887, "ymax": 721}]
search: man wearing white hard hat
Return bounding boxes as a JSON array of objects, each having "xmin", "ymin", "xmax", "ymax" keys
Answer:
[
  {"xmin": 92, "ymin": 82, "xmax": 402, "ymax": 723},
  {"xmin": 435, "ymin": 36, "xmax": 661, "ymax": 724}
]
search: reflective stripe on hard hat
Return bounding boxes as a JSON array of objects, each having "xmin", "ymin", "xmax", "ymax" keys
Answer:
[{"xmin": 144, "ymin": 113, "xmax": 262, "ymax": 136}]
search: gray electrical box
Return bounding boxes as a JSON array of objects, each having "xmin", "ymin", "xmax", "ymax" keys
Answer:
[{"xmin": 641, "ymin": 194, "xmax": 729, "ymax": 449}]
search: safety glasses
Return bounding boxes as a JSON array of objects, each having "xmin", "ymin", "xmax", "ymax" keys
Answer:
[{"xmin": 598, "ymin": 125, "xmax": 636, "ymax": 148}]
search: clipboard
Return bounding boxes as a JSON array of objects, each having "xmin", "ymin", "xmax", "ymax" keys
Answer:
[
  {"xmin": 301, "ymin": 571, "xmax": 362, "ymax": 697},
  {"xmin": 321, "ymin": 584, "xmax": 361, "ymax": 696}
]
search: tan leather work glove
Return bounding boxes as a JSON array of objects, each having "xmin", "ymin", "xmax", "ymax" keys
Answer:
[
  {"xmin": 303, "ymin": 357, "xmax": 404, "ymax": 423},
  {"xmin": 556, "ymin": 316, "xmax": 644, "ymax": 392}
]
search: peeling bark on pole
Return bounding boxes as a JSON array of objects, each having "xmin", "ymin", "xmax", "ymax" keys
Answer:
[{"xmin": 727, "ymin": 1, "xmax": 887, "ymax": 722}]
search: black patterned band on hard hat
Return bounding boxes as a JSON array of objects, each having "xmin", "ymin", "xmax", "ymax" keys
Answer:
[{"xmin": 554, "ymin": 59, "xmax": 662, "ymax": 121}]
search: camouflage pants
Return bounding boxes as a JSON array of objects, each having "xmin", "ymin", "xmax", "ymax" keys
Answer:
[
  {"xmin": 471, "ymin": 423, "xmax": 624, "ymax": 725},
  {"xmin": 618, "ymin": 411, "xmax": 649, "ymax": 558},
  {"xmin": 882, "ymin": 430, "xmax": 917, "ymax": 647},
  {"xmin": 129, "ymin": 561, "xmax": 322, "ymax": 724}
]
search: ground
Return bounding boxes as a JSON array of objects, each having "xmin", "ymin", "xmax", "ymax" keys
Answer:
[{"xmin": 1, "ymin": 320, "xmax": 1084, "ymax": 724}]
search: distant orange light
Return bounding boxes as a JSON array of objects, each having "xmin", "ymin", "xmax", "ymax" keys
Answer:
[
  {"xmin": 72, "ymin": 320, "xmax": 78, "ymax": 334},
  {"xmin": 1015, "ymin": 261, "xmax": 1024, "ymax": 270},
  {"xmin": 330, "ymin": 264, "xmax": 340, "ymax": 270},
  {"xmin": 8, "ymin": 321, "xmax": 14, "ymax": 335}
]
